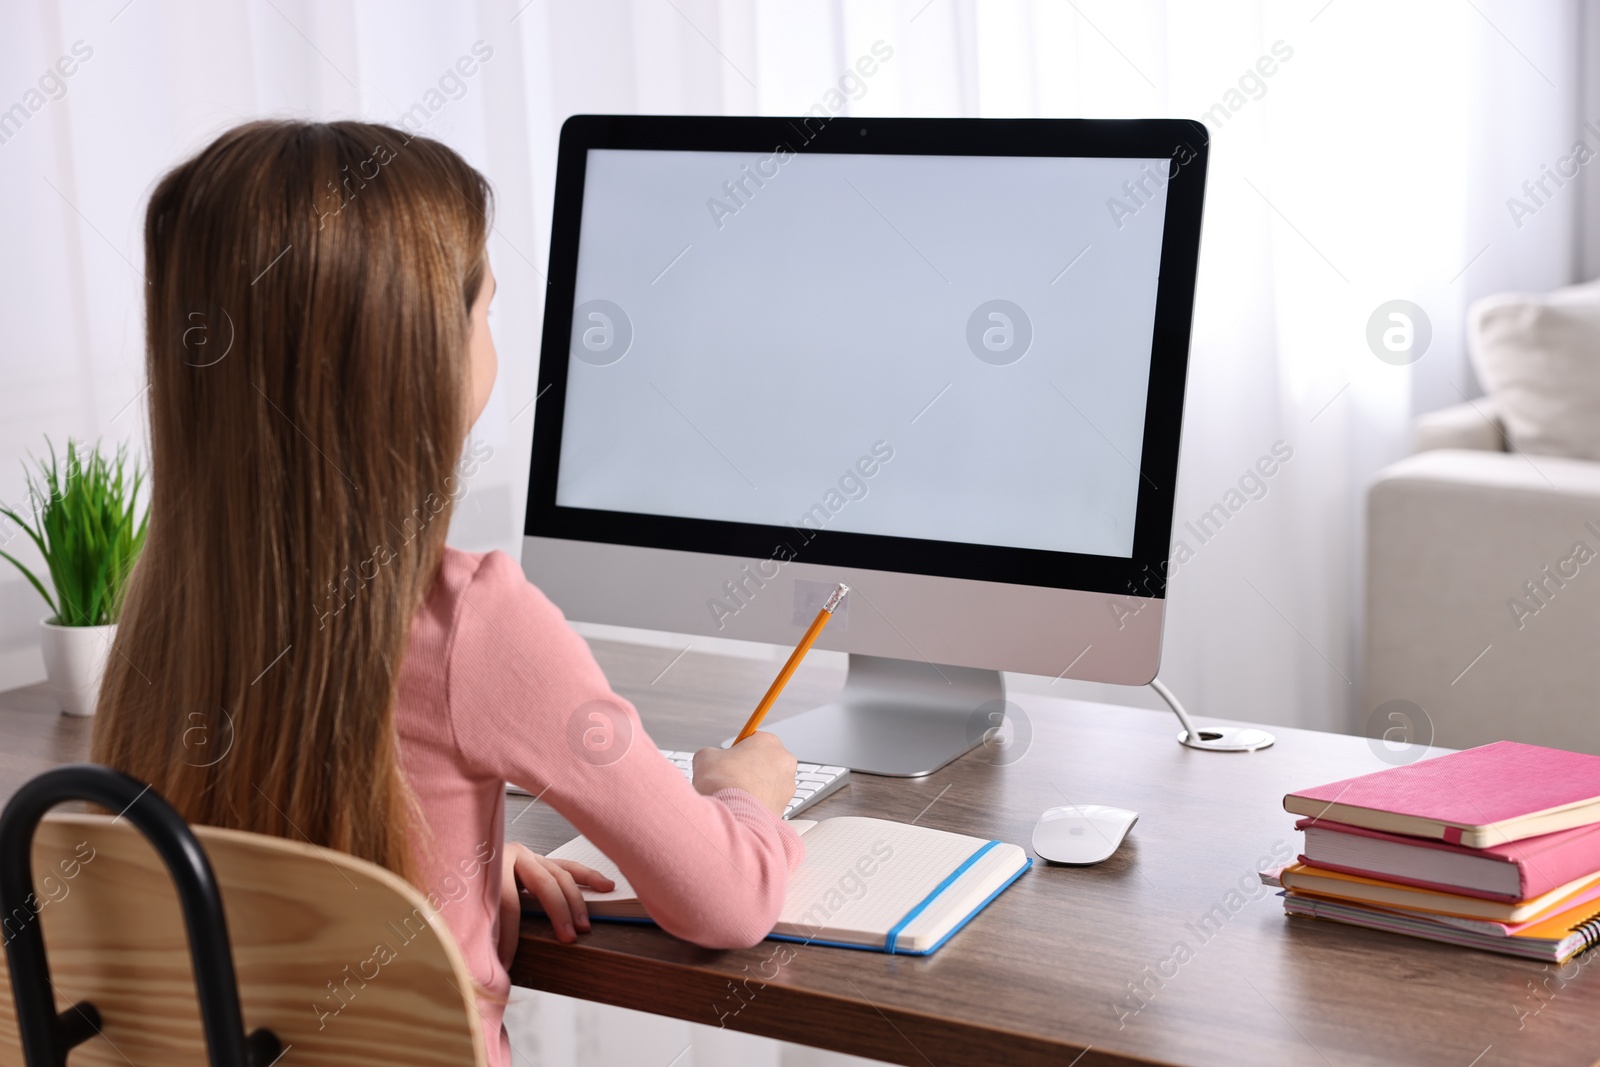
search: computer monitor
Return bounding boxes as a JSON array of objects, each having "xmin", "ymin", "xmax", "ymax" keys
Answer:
[{"xmin": 524, "ymin": 115, "xmax": 1208, "ymax": 776}]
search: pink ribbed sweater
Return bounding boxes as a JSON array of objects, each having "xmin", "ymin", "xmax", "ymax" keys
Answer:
[{"xmin": 394, "ymin": 548, "xmax": 805, "ymax": 1065}]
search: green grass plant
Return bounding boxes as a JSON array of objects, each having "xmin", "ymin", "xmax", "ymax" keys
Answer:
[{"xmin": 0, "ymin": 439, "xmax": 148, "ymax": 626}]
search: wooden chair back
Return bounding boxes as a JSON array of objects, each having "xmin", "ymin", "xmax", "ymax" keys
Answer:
[{"xmin": 0, "ymin": 812, "xmax": 487, "ymax": 1066}]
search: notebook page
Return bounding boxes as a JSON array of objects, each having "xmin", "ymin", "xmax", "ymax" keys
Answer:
[
  {"xmin": 544, "ymin": 834, "xmax": 637, "ymax": 905},
  {"xmin": 776, "ymin": 817, "xmax": 992, "ymax": 943}
]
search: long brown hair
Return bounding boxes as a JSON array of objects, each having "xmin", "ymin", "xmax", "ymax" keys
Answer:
[{"xmin": 93, "ymin": 120, "xmax": 491, "ymax": 882}]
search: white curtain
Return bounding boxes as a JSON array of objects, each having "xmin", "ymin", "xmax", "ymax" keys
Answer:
[{"xmin": 0, "ymin": 1, "xmax": 1585, "ymax": 1061}]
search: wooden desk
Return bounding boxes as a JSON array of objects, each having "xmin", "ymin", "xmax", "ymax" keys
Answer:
[{"xmin": 5, "ymin": 645, "xmax": 1599, "ymax": 1067}]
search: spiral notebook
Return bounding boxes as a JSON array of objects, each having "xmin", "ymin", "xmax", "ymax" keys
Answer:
[
  {"xmin": 533, "ymin": 815, "xmax": 1031, "ymax": 955},
  {"xmin": 1280, "ymin": 891, "xmax": 1600, "ymax": 964}
]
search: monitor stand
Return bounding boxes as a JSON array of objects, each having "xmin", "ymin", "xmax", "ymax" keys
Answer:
[{"xmin": 760, "ymin": 654, "xmax": 999, "ymax": 778}]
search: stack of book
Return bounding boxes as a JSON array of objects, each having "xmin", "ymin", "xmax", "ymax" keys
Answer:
[{"xmin": 1267, "ymin": 741, "xmax": 1600, "ymax": 963}]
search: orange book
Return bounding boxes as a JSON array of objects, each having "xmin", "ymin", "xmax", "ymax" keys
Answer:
[{"xmin": 1272, "ymin": 863, "xmax": 1600, "ymax": 923}]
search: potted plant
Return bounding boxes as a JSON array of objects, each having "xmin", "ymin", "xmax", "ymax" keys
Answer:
[{"xmin": 0, "ymin": 440, "xmax": 147, "ymax": 715}]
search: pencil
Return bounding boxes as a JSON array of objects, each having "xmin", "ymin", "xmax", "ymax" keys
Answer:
[{"xmin": 733, "ymin": 583, "xmax": 849, "ymax": 744}]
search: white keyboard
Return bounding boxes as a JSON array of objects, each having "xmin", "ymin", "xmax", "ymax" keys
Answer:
[
  {"xmin": 658, "ymin": 750, "xmax": 851, "ymax": 819},
  {"xmin": 506, "ymin": 749, "xmax": 851, "ymax": 819}
]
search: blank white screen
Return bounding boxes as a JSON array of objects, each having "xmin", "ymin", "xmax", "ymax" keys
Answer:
[{"xmin": 555, "ymin": 147, "xmax": 1168, "ymax": 557}]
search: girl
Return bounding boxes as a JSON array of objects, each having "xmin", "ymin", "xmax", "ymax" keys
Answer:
[{"xmin": 92, "ymin": 120, "xmax": 802, "ymax": 1064}]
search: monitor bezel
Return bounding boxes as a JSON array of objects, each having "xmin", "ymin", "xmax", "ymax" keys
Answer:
[{"xmin": 526, "ymin": 114, "xmax": 1208, "ymax": 599}]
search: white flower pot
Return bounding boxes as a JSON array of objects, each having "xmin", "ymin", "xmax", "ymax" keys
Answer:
[{"xmin": 39, "ymin": 617, "xmax": 116, "ymax": 717}]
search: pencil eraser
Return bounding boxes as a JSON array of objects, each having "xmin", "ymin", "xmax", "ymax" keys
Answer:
[{"xmin": 793, "ymin": 579, "xmax": 850, "ymax": 629}]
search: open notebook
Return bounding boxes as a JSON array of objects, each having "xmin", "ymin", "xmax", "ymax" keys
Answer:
[{"xmin": 533, "ymin": 816, "xmax": 1031, "ymax": 955}]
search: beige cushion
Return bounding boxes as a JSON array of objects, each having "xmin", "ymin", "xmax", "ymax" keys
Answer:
[{"xmin": 1467, "ymin": 278, "xmax": 1600, "ymax": 460}]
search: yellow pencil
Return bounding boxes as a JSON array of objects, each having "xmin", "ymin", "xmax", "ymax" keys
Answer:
[{"xmin": 733, "ymin": 583, "xmax": 849, "ymax": 744}]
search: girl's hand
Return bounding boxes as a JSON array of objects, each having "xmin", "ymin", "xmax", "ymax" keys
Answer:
[
  {"xmin": 497, "ymin": 841, "xmax": 615, "ymax": 964},
  {"xmin": 691, "ymin": 731, "xmax": 799, "ymax": 817}
]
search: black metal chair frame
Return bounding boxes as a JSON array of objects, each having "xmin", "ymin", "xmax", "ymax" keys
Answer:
[{"xmin": 0, "ymin": 763, "xmax": 281, "ymax": 1067}]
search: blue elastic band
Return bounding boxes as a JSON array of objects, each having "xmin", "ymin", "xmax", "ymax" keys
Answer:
[{"xmin": 883, "ymin": 840, "xmax": 1001, "ymax": 954}]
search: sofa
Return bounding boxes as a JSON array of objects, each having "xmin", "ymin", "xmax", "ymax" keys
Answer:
[{"xmin": 1364, "ymin": 281, "xmax": 1600, "ymax": 756}]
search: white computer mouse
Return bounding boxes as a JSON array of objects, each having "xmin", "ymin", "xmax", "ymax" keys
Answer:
[{"xmin": 1032, "ymin": 804, "xmax": 1139, "ymax": 865}]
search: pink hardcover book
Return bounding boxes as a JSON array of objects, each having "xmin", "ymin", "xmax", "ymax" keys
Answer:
[
  {"xmin": 1295, "ymin": 818, "xmax": 1600, "ymax": 901},
  {"xmin": 1283, "ymin": 741, "xmax": 1600, "ymax": 848}
]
